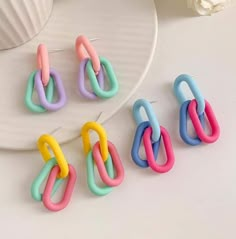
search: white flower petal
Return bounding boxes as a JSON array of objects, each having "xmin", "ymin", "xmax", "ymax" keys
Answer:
[{"xmin": 189, "ymin": 0, "xmax": 231, "ymax": 15}]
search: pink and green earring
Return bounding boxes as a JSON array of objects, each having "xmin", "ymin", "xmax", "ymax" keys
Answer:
[
  {"xmin": 25, "ymin": 44, "xmax": 67, "ymax": 113},
  {"xmin": 76, "ymin": 35, "xmax": 119, "ymax": 100}
]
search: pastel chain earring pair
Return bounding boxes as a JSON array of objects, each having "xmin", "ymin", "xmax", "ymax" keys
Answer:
[
  {"xmin": 25, "ymin": 35, "xmax": 119, "ymax": 113},
  {"xmin": 31, "ymin": 122, "xmax": 124, "ymax": 212},
  {"xmin": 131, "ymin": 74, "xmax": 220, "ymax": 173}
]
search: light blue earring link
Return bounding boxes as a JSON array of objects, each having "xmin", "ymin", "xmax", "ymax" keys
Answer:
[
  {"xmin": 173, "ymin": 74, "xmax": 205, "ymax": 115},
  {"xmin": 133, "ymin": 99, "xmax": 161, "ymax": 142}
]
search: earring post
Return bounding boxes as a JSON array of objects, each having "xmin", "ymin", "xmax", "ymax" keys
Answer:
[{"xmin": 48, "ymin": 38, "xmax": 100, "ymax": 53}]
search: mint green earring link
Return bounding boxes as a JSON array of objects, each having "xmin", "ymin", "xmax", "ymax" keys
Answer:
[
  {"xmin": 86, "ymin": 56, "xmax": 119, "ymax": 99},
  {"xmin": 86, "ymin": 150, "xmax": 114, "ymax": 196},
  {"xmin": 25, "ymin": 70, "xmax": 55, "ymax": 113},
  {"xmin": 31, "ymin": 157, "xmax": 64, "ymax": 201}
]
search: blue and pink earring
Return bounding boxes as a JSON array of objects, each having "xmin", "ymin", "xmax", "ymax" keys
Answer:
[{"xmin": 173, "ymin": 74, "xmax": 220, "ymax": 145}]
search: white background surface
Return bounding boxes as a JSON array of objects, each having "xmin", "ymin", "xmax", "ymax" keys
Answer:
[{"xmin": 0, "ymin": 0, "xmax": 236, "ymax": 239}]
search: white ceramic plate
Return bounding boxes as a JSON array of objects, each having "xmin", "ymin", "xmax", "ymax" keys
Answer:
[{"xmin": 0, "ymin": 0, "xmax": 157, "ymax": 150}]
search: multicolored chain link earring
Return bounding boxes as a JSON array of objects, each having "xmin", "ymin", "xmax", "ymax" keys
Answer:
[
  {"xmin": 25, "ymin": 44, "xmax": 67, "ymax": 113},
  {"xmin": 31, "ymin": 134, "xmax": 76, "ymax": 212},
  {"xmin": 173, "ymin": 74, "xmax": 220, "ymax": 145},
  {"xmin": 75, "ymin": 35, "xmax": 119, "ymax": 100},
  {"xmin": 131, "ymin": 99, "xmax": 175, "ymax": 173},
  {"xmin": 81, "ymin": 122, "xmax": 124, "ymax": 196}
]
